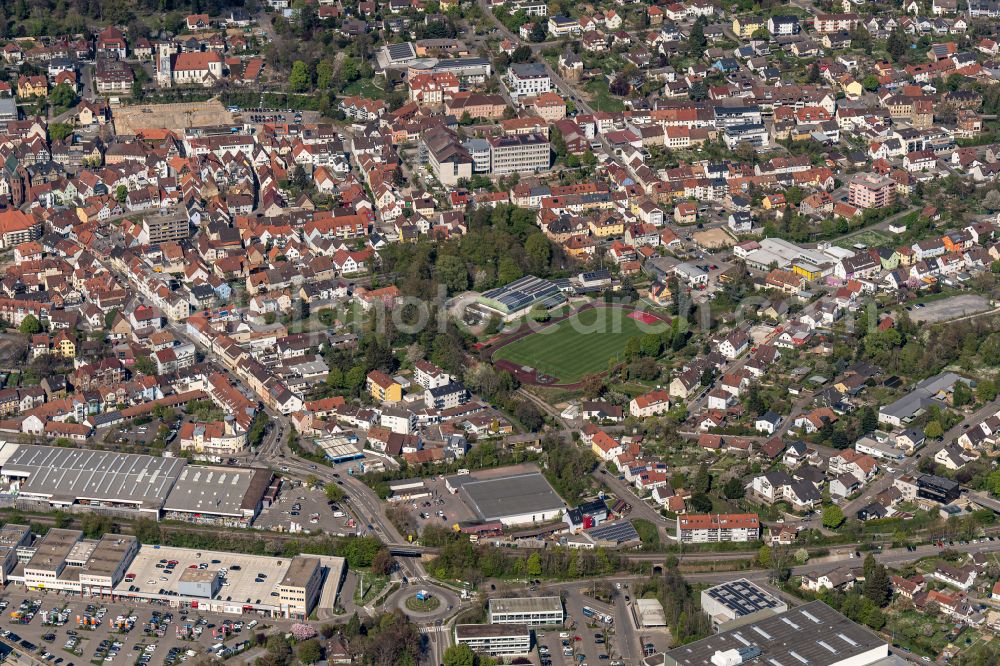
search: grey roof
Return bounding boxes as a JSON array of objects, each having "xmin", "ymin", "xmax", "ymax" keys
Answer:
[
  {"xmin": 509, "ymin": 62, "xmax": 548, "ymax": 79},
  {"xmin": 448, "ymin": 470, "xmax": 565, "ymax": 522},
  {"xmin": 662, "ymin": 601, "xmax": 886, "ymax": 666},
  {"xmin": 879, "ymin": 372, "xmax": 970, "ymax": 421},
  {"xmin": 162, "ymin": 466, "xmax": 271, "ymax": 517},
  {"xmin": 4, "ymin": 445, "xmax": 185, "ymax": 509},
  {"xmin": 488, "ymin": 596, "xmax": 563, "ymax": 615}
]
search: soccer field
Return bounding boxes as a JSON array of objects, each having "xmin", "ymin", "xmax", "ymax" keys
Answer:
[{"xmin": 492, "ymin": 306, "xmax": 668, "ymax": 383}]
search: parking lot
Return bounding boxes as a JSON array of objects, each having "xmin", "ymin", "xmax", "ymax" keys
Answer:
[
  {"xmin": 0, "ymin": 589, "xmax": 279, "ymax": 665},
  {"xmin": 906, "ymin": 294, "xmax": 991, "ymax": 323},
  {"xmin": 254, "ymin": 481, "xmax": 355, "ymax": 535},
  {"xmin": 409, "ymin": 477, "xmax": 479, "ymax": 530},
  {"xmin": 121, "ymin": 546, "xmax": 291, "ymax": 610}
]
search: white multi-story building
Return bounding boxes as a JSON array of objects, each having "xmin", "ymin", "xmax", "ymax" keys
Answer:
[
  {"xmin": 505, "ymin": 63, "xmax": 551, "ymax": 100},
  {"xmin": 677, "ymin": 513, "xmax": 760, "ymax": 544},
  {"xmin": 488, "ymin": 597, "xmax": 564, "ymax": 626},
  {"xmin": 455, "ymin": 624, "xmax": 532, "ymax": 656}
]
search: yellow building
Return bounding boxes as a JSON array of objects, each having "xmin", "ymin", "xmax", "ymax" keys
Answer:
[
  {"xmin": 732, "ymin": 17, "xmax": 764, "ymax": 38},
  {"xmin": 53, "ymin": 331, "xmax": 75, "ymax": 358},
  {"xmin": 366, "ymin": 370, "xmax": 402, "ymax": 403},
  {"xmin": 840, "ymin": 79, "xmax": 864, "ymax": 99},
  {"xmin": 588, "ymin": 217, "xmax": 624, "ymax": 238},
  {"xmin": 792, "ymin": 262, "xmax": 823, "ymax": 281}
]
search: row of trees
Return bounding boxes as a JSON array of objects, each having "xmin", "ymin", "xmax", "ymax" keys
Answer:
[{"xmin": 425, "ymin": 526, "xmax": 625, "ymax": 584}]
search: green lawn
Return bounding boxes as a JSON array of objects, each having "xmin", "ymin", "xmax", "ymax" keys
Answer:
[
  {"xmin": 834, "ymin": 230, "xmax": 894, "ymax": 249},
  {"xmin": 493, "ymin": 306, "xmax": 667, "ymax": 383},
  {"xmin": 582, "ymin": 79, "xmax": 626, "ymax": 113}
]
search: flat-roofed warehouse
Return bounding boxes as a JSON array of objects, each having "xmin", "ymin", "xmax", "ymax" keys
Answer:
[
  {"xmin": 653, "ymin": 600, "xmax": 888, "ymax": 666},
  {"xmin": 446, "ymin": 467, "xmax": 565, "ymax": 526},
  {"xmin": 0, "ymin": 443, "xmax": 185, "ymax": 516},
  {"xmin": 162, "ymin": 466, "xmax": 273, "ymax": 527}
]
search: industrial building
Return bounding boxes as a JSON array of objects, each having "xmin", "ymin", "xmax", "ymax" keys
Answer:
[
  {"xmin": 0, "ymin": 443, "xmax": 278, "ymax": 525},
  {"xmin": 446, "ymin": 467, "xmax": 566, "ymax": 526},
  {"xmin": 454, "ymin": 624, "xmax": 532, "ymax": 656},
  {"xmin": 652, "ymin": 601, "xmax": 888, "ymax": 666},
  {"xmin": 700, "ymin": 579, "xmax": 788, "ymax": 631},
  {"xmin": 0, "ymin": 443, "xmax": 186, "ymax": 516},
  {"xmin": 487, "ymin": 597, "xmax": 564, "ymax": 626},
  {"xmin": 161, "ymin": 466, "xmax": 273, "ymax": 527}
]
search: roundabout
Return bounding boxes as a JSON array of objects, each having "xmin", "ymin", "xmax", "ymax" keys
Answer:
[
  {"xmin": 385, "ymin": 582, "xmax": 460, "ymax": 621},
  {"xmin": 404, "ymin": 591, "xmax": 442, "ymax": 613}
]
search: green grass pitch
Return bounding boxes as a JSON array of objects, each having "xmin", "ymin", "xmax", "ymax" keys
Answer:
[{"xmin": 492, "ymin": 306, "xmax": 667, "ymax": 383}]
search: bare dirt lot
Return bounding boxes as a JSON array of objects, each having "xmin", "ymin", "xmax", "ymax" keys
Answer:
[{"xmin": 113, "ymin": 100, "xmax": 235, "ymax": 135}]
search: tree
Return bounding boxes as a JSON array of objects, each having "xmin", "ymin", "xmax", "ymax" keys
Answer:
[
  {"xmin": 443, "ymin": 644, "xmax": 477, "ymax": 666},
  {"xmin": 325, "ymin": 483, "xmax": 345, "ymax": 502},
  {"xmin": 133, "ymin": 355, "xmax": 157, "ymax": 376},
  {"xmin": 371, "ymin": 548, "xmax": 396, "ymax": 576},
  {"xmin": 953, "ymin": 380, "xmax": 973, "ymax": 407},
  {"xmin": 315, "ymin": 60, "xmax": 335, "ymax": 90},
  {"xmin": 887, "ymin": 28, "xmax": 909, "ymax": 61},
  {"xmin": 983, "ymin": 189, "xmax": 1000, "ymax": 212},
  {"xmin": 115, "ymin": 184, "xmax": 128, "ymax": 203},
  {"xmin": 49, "ymin": 82, "xmax": 77, "ymax": 111},
  {"xmin": 290, "ymin": 60, "xmax": 311, "ymax": 92},
  {"xmin": 435, "ymin": 254, "xmax": 469, "ymax": 294},
  {"xmin": 49, "ymin": 122, "xmax": 74, "ymax": 142},
  {"xmin": 860, "ymin": 406, "xmax": 878, "ymax": 434},
  {"xmin": 822, "ymin": 504, "xmax": 845, "ymax": 529},
  {"xmin": 687, "ymin": 18, "xmax": 707, "ymax": 55},
  {"xmin": 977, "ymin": 379, "xmax": 997, "ymax": 403},
  {"xmin": 757, "ymin": 545, "xmax": 772, "ymax": 568},
  {"xmin": 723, "ymin": 476, "xmax": 745, "ymax": 499},
  {"xmin": 690, "ymin": 493, "xmax": 713, "ymax": 512},
  {"xmin": 526, "ymin": 551, "xmax": 542, "ymax": 577},
  {"xmin": 609, "ymin": 74, "xmax": 630, "ymax": 97},
  {"xmin": 806, "ymin": 62, "xmax": 820, "ymax": 83},
  {"xmin": 530, "ymin": 21, "xmax": 547, "ymax": 42},
  {"xmin": 524, "ymin": 233, "xmax": 552, "ymax": 274},
  {"xmin": 297, "ymin": 639, "xmax": 322, "ymax": 664},
  {"xmin": 925, "ymin": 420, "xmax": 943, "ymax": 439},
  {"xmin": 511, "ymin": 45, "xmax": 533, "ymax": 63},
  {"xmin": 862, "ymin": 74, "xmax": 879, "ymax": 92},
  {"xmin": 80, "ymin": 513, "xmax": 112, "ymax": 539},
  {"xmin": 693, "ymin": 463, "xmax": 711, "ymax": 493},
  {"xmin": 863, "ymin": 563, "xmax": 891, "ymax": 607},
  {"xmin": 18, "ymin": 314, "xmax": 41, "ymax": 335}
]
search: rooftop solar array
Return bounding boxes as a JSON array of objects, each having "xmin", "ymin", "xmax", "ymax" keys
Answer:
[
  {"xmin": 480, "ymin": 275, "xmax": 563, "ymax": 314},
  {"xmin": 705, "ymin": 579, "xmax": 784, "ymax": 617},
  {"xmin": 587, "ymin": 520, "xmax": 640, "ymax": 544},
  {"xmin": 385, "ymin": 42, "xmax": 417, "ymax": 63}
]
